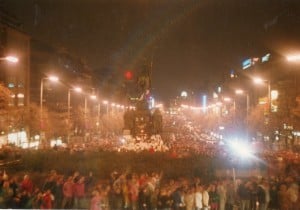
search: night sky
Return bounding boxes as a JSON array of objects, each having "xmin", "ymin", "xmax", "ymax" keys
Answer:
[{"xmin": 1, "ymin": 0, "xmax": 300, "ymax": 101}]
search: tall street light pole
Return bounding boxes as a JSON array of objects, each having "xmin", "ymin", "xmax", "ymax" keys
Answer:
[
  {"xmin": 40, "ymin": 75, "xmax": 59, "ymax": 145},
  {"xmin": 67, "ymin": 87, "xmax": 82, "ymax": 143},
  {"xmin": 83, "ymin": 94, "xmax": 97, "ymax": 141},
  {"xmin": 235, "ymin": 89, "xmax": 250, "ymax": 140},
  {"xmin": 103, "ymin": 100, "xmax": 109, "ymax": 114}
]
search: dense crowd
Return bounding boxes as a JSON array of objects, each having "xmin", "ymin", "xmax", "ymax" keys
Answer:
[
  {"xmin": 0, "ymin": 112, "xmax": 299, "ymax": 209},
  {"xmin": 0, "ymin": 168, "xmax": 298, "ymax": 210}
]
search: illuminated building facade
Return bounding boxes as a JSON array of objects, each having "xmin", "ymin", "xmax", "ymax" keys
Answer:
[{"xmin": 0, "ymin": 10, "xmax": 30, "ymax": 107}]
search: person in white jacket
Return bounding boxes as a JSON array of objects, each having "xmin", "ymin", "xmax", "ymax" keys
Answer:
[
  {"xmin": 202, "ymin": 185, "xmax": 210, "ymax": 210},
  {"xmin": 195, "ymin": 185, "xmax": 203, "ymax": 210}
]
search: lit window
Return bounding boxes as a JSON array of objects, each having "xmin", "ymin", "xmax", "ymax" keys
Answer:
[
  {"xmin": 8, "ymin": 83, "xmax": 15, "ymax": 88},
  {"xmin": 17, "ymin": 93, "xmax": 24, "ymax": 98}
]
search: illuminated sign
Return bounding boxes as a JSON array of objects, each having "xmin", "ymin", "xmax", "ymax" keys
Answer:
[
  {"xmin": 262, "ymin": 53, "xmax": 271, "ymax": 62},
  {"xmin": 242, "ymin": 58, "xmax": 252, "ymax": 69}
]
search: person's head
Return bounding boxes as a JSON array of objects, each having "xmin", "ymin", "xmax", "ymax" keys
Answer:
[
  {"xmin": 92, "ymin": 190, "xmax": 100, "ymax": 196},
  {"xmin": 24, "ymin": 174, "xmax": 29, "ymax": 180},
  {"xmin": 279, "ymin": 184, "xmax": 287, "ymax": 191}
]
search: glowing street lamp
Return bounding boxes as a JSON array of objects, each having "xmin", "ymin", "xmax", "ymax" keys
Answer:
[
  {"xmin": 223, "ymin": 97, "xmax": 232, "ymax": 102},
  {"xmin": 103, "ymin": 100, "xmax": 109, "ymax": 114},
  {"xmin": 67, "ymin": 87, "xmax": 82, "ymax": 143},
  {"xmin": 0, "ymin": 55, "xmax": 19, "ymax": 63},
  {"xmin": 40, "ymin": 76, "xmax": 59, "ymax": 116},
  {"xmin": 40, "ymin": 75, "xmax": 59, "ymax": 144},
  {"xmin": 286, "ymin": 54, "xmax": 300, "ymax": 62},
  {"xmin": 235, "ymin": 89, "xmax": 250, "ymax": 140},
  {"xmin": 84, "ymin": 94, "xmax": 97, "ymax": 119}
]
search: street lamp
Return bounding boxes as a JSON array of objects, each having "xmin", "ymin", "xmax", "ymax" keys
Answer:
[
  {"xmin": 67, "ymin": 87, "xmax": 82, "ymax": 143},
  {"xmin": 235, "ymin": 89, "xmax": 250, "ymax": 140},
  {"xmin": 40, "ymin": 75, "xmax": 59, "ymax": 144},
  {"xmin": 286, "ymin": 54, "xmax": 300, "ymax": 62},
  {"xmin": 0, "ymin": 55, "xmax": 19, "ymax": 63},
  {"xmin": 83, "ymin": 93, "xmax": 97, "ymax": 141},
  {"xmin": 253, "ymin": 77, "xmax": 271, "ymax": 112}
]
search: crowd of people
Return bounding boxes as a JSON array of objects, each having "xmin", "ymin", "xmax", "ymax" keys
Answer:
[
  {"xmin": 0, "ymin": 168, "xmax": 298, "ymax": 210},
  {"xmin": 0, "ymin": 111, "xmax": 299, "ymax": 209}
]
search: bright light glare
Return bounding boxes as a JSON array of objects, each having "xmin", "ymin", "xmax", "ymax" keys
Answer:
[
  {"xmin": 223, "ymin": 97, "xmax": 231, "ymax": 102},
  {"xmin": 229, "ymin": 140, "xmax": 253, "ymax": 158},
  {"xmin": 48, "ymin": 76, "xmax": 59, "ymax": 82},
  {"xmin": 286, "ymin": 54, "xmax": 300, "ymax": 62},
  {"xmin": 271, "ymin": 90, "xmax": 278, "ymax": 100},
  {"xmin": 74, "ymin": 87, "xmax": 82, "ymax": 92},
  {"xmin": 235, "ymin": 89, "xmax": 244, "ymax": 94},
  {"xmin": 253, "ymin": 77, "xmax": 265, "ymax": 84},
  {"xmin": 5, "ymin": 56, "xmax": 19, "ymax": 63}
]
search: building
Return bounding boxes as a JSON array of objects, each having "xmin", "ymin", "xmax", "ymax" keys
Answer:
[{"xmin": 0, "ymin": 9, "xmax": 30, "ymax": 107}]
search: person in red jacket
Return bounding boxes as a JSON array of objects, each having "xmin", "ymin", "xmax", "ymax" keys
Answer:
[
  {"xmin": 61, "ymin": 176, "xmax": 74, "ymax": 209},
  {"xmin": 40, "ymin": 190, "xmax": 53, "ymax": 209},
  {"xmin": 20, "ymin": 174, "xmax": 33, "ymax": 195},
  {"xmin": 73, "ymin": 176, "xmax": 85, "ymax": 209}
]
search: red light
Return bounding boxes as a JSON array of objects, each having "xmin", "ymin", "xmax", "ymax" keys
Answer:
[{"xmin": 124, "ymin": 70, "xmax": 133, "ymax": 80}]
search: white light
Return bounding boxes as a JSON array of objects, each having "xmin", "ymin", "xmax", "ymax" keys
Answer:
[
  {"xmin": 120, "ymin": 138, "xmax": 125, "ymax": 144},
  {"xmin": 223, "ymin": 97, "xmax": 231, "ymax": 102},
  {"xmin": 229, "ymin": 140, "xmax": 253, "ymax": 158},
  {"xmin": 74, "ymin": 87, "xmax": 82, "ymax": 92},
  {"xmin": 5, "ymin": 56, "xmax": 19, "ymax": 63},
  {"xmin": 17, "ymin": 93, "xmax": 24, "ymax": 98},
  {"xmin": 48, "ymin": 76, "xmax": 59, "ymax": 82},
  {"xmin": 103, "ymin": 100, "xmax": 108, "ymax": 105},
  {"xmin": 235, "ymin": 89, "xmax": 244, "ymax": 94},
  {"xmin": 271, "ymin": 90, "xmax": 278, "ymax": 100},
  {"xmin": 181, "ymin": 91, "xmax": 188, "ymax": 97},
  {"xmin": 253, "ymin": 77, "xmax": 265, "ymax": 84},
  {"xmin": 213, "ymin": 92, "xmax": 218, "ymax": 99},
  {"xmin": 90, "ymin": 95, "xmax": 97, "ymax": 100},
  {"xmin": 287, "ymin": 54, "xmax": 300, "ymax": 62}
]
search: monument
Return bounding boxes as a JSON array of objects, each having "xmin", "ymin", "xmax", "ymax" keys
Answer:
[{"xmin": 123, "ymin": 62, "xmax": 162, "ymax": 139}]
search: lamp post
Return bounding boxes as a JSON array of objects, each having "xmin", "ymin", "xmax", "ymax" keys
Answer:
[
  {"xmin": 83, "ymin": 94, "xmax": 97, "ymax": 141},
  {"xmin": 235, "ymin": 89, "xmax": 250, "ymax": 140},
  {"xmin": 67, "ymin": 87, "xmax": 82, "ymax": 143},
  {"xmin": 40, "ymin": 75, "xmax": 59, "ymax": 144},
  {"xmin": 253, "ymin": 77, "xmax": 271, "ymax": 113},
  {"xmin": 103, "ymin": 100, "xmax": 109, "ymax": 114}
]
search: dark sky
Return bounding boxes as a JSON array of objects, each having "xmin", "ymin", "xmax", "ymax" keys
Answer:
[{"xmin": 1, "ymin": 0, "xmax": 300, "ymax": 101}]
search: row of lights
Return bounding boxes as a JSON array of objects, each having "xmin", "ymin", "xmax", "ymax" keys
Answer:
[
  {"xmin": 180, "ymin": 76, "xmax": 270, "ymax": 113},
  {"xmin": 41, "ymin": 75, "xmax": 135, "ymax": 111}
]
